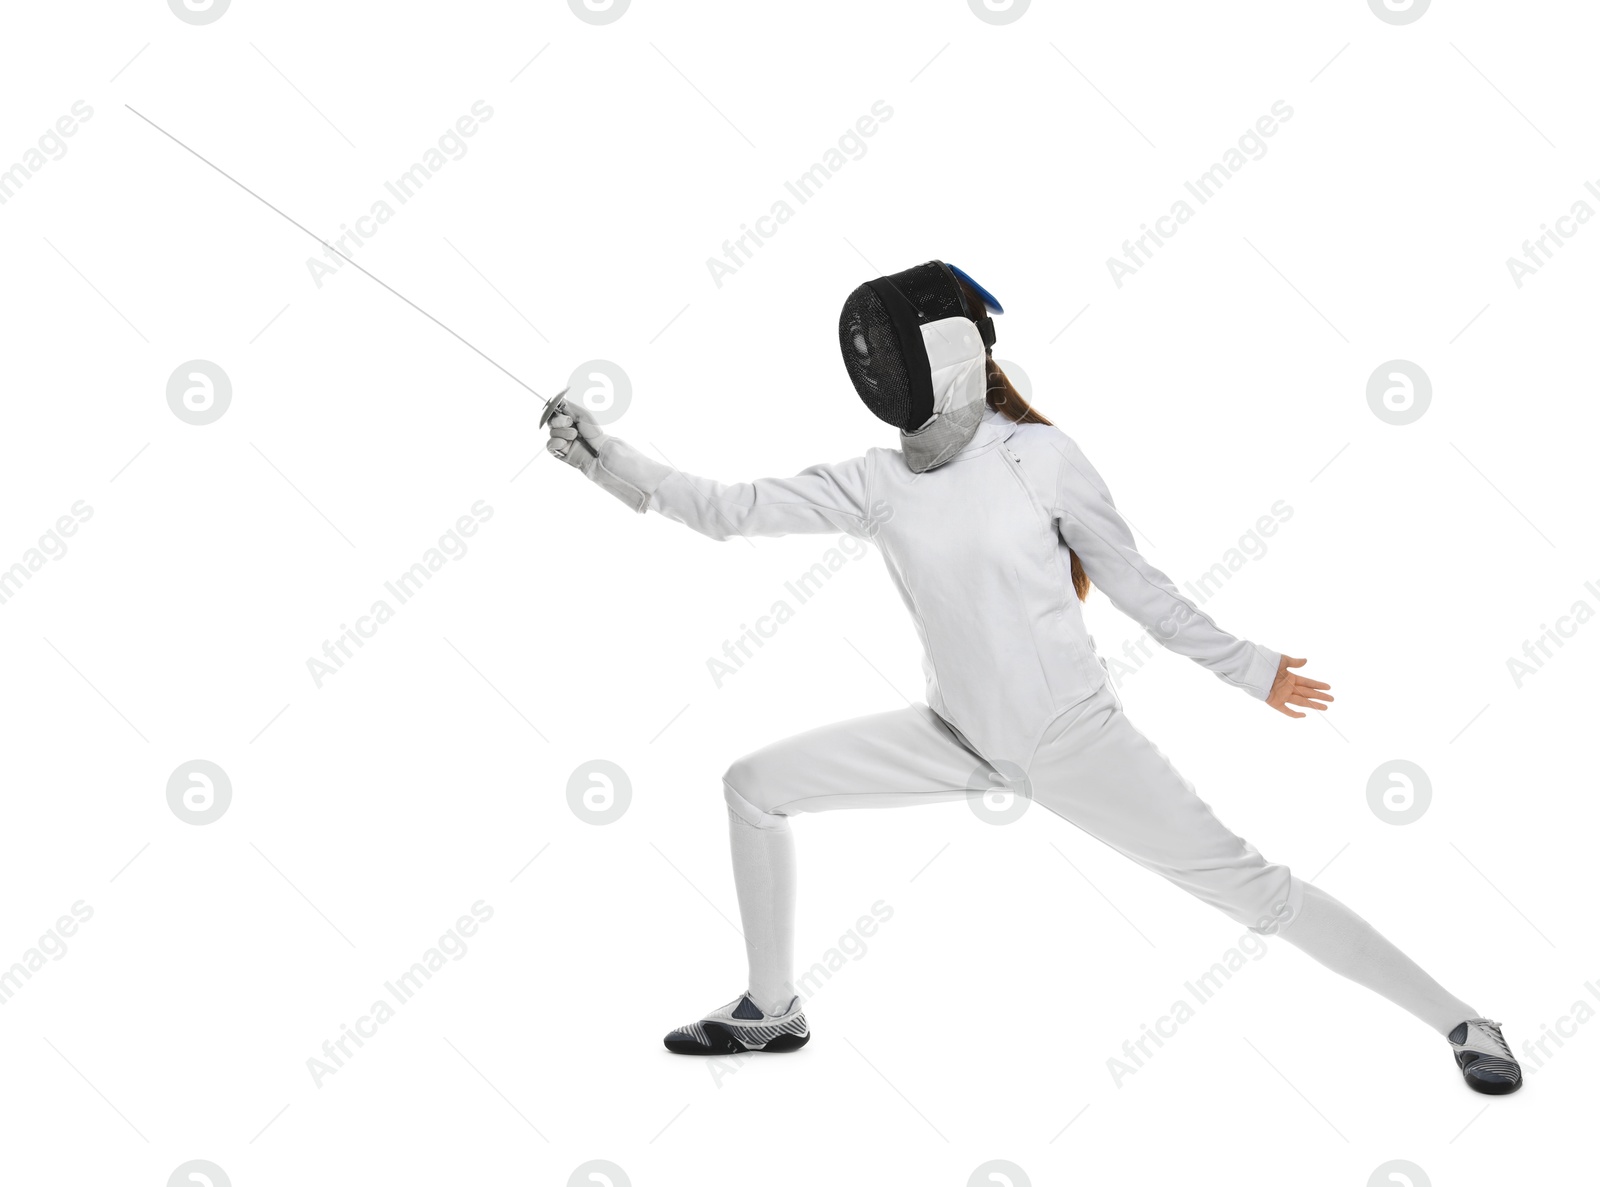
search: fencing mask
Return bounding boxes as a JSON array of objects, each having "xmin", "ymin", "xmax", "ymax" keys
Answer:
[{"xmin": 838, "ymin": 260, "xmax": 1003, "ymax": 473}]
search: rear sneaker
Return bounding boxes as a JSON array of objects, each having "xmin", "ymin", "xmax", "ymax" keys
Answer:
[
  {"xmin": 663, "ymin": 993, "xmax": 809, "ymax": 1056},
  {"xmin": 1448, "ymin": 1018, "xmax": 1523, "ymax": 1095}
]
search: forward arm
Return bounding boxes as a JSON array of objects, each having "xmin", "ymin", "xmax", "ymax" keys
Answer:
[{"xmin": 549, "ymin": 406, "xmax": 874, "ymax": 540}]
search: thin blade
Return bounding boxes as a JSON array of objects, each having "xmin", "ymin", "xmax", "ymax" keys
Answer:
[{"xmin": 125, "ymin": 105, "xmax": 551, "ymax": 405}]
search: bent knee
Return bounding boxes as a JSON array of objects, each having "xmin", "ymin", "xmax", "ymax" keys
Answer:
[
  {"xmin": 722, "ymin": 752, "xmax": 758, "ymax": 798},
  {"xmin": 722, "ymin": 757, "xmax": 787, "ymax": 828}
]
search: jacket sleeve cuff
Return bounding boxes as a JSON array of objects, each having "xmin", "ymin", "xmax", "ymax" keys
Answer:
[
  {"xmin": 1240, "ymin": 643, "xmax": 1280, "ymax": 700},
  {"xmin": 587, "ymin": 436, "xmax": 674, "ymax": 513}
]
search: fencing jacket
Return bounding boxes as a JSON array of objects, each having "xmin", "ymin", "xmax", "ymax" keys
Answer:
[{"xmin": 586, "ymin": 404, "xmax": 1280, "ymax": 768}]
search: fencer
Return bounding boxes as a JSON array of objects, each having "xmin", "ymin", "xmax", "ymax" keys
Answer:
[{"xmin": 545, "ymin": 260, "xmax": 1520, "ymax": 1094}]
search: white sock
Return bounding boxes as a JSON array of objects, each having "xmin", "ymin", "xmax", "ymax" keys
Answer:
[
  {"xmin": 727, "ymin": 804, "xmax": 797, "ymax": 1016},
  {"xmin": 1277, "ymin": 883, "xmax": 1476, "ymax": 1035}
]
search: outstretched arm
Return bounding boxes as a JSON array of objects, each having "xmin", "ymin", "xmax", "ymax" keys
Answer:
[
  {"xmin": 1051, "ymin": 434, "xmax": 1287, "ymax": 703},
  {"xmin": 545, "ymin": 404, "xmax": 875, "ymax": 541}
]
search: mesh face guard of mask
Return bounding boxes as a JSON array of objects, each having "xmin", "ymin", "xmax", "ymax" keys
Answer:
[{"xmin": 837, "ymin": 260, "xmax": 1002, "ymax": 471}]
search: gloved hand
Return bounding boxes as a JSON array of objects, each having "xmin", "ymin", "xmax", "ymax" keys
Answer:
[
  {"xmin": 543, "ymin": 397, "xmax": 606, "ymax": 471},
  {"xmin": 541, "ymin": 396, "xmax": 669, "ymax": 512}
]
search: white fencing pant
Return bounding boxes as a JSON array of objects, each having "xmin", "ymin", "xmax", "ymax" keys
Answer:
[{"xmin": 722, "ymin": 685, "xmax": 1475, "ymax": 1035}]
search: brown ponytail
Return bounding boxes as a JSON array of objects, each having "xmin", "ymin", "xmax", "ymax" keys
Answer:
[{"xmin": 954, "ymin": 275, "xmax": 1090, "ymax": 601}]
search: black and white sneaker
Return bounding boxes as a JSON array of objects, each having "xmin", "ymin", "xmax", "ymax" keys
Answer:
[
  {"xmin": 1448, "ymin": 1018, "xmax": 1522, "ymax": 1095},
  {"xmin": 663, "ymin": 993, "xmax": 809, "ymax": 1056}
]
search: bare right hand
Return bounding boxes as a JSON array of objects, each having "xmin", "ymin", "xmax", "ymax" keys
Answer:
[{"xmin": 1266, "ymin": 655, "xmax": 1333, "ymax": 718}]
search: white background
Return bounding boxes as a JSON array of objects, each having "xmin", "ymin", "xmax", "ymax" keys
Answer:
[{"xmin": 1, "ymin": 1, "xmax": 1594, "ymax": 1184}]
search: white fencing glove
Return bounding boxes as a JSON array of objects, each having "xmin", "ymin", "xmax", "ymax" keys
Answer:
[
  {"xmin": 541, "ymin": 395, "xmax": 668, "ymax": 512},
  {"xmin": 543, "ymin": 397, "xmax": 605, "ymax": 469}
]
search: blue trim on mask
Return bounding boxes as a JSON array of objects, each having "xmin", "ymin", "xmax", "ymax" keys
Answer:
[{"xmin": 946, "ymin": 263, "xmax": 1004, "ymax": 314}]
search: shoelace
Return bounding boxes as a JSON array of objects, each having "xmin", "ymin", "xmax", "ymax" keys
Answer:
[{"xmin": 1465, "ymin": 1018, "xmax": 1512, "ymax": 1059}]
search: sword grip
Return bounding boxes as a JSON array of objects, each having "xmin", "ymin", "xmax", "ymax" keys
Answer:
[{"xmin": 540, "ymin": 392, "xmax": 599, "ymax": 458}]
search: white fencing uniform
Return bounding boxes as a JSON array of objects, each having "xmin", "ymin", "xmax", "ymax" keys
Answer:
[
  {"xmin": 598, "ymin": 404, "xmax": 1276, "ymax": 767},
  {"xmin": 586, "ymin": 405, "xmax": 1477, "ymax": 1034}
]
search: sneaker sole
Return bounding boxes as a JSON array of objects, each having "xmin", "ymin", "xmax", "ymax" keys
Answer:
[
  {"xmin": 663, "ymin": 1022, "xmax": 810, "ymax": 1056},
  {"xmin": 1455, "ymin": 1051, "xmax": 1522, "ymax": 1095}
]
